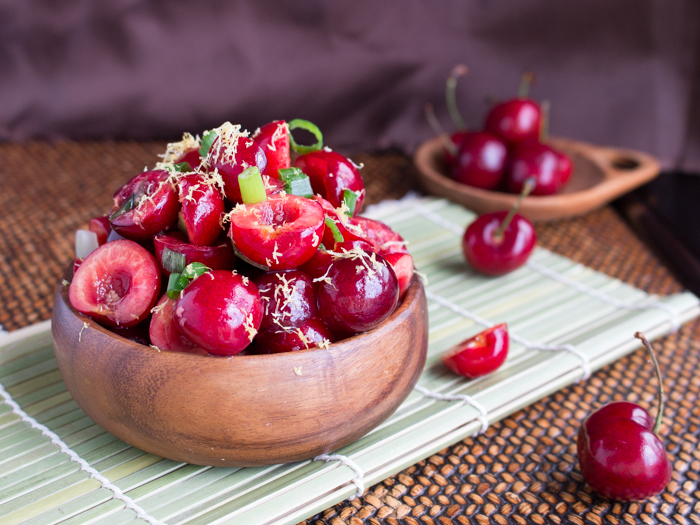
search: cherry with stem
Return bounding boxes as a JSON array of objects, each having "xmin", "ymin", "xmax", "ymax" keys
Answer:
[{"xmin": 492, "ymin": 177, "xmax": 537, "ymax": 242}]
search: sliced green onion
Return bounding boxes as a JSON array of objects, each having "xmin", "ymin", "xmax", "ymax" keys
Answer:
[
  {"xmin": 199, "ymin": 130, "xmax": 217, "ymax": 158},
  {"xmin": 109, "ymin": 194, "xmax": 136, "ymax": 222},
  {"xmin": 183, "ymin": 262, "xmax": 210, "ymax": 279},
  {"xmin": 324, "ymin": 217, "xmax": 344, "ymax": 244},
  {"xmin": 288, "ymin": 119, "xmax": 323, "ymax": 154},
  {"xmin": 166, "ymin": 272, "xmax": 185, "ymax": 300},
  {"xmin": 279, "ymin": 167, "xmax": 314, "ymax": 197},
  {"xmin": 342, "ymin": 189, "xmax": 358, "ymax": 217},
  {"xmin": 162, "ymin": 248, "xmax": 186, "ymax": 274},
  {"xmin": 239, "ymin": 167, "xmax": 267, "ymax": 204},
  {"xmin": 173, "ymin": 161, "xmax": 192, "ymax": 173}
]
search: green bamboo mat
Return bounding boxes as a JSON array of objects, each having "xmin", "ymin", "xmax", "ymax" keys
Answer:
[{"xmin": 1, "ymin": 197, "xmax": 698, "ymax": 525}]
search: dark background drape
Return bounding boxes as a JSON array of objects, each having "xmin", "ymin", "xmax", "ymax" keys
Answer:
[{"xmin": 2, "ymin": 0, "xmax": 699, "ymax": 170}]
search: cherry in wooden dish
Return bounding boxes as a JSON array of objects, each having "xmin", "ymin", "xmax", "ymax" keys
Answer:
[
  {"xmin": 414, "ymin": 136, "xmax": 661, "ymax": 222},
  {"xmin": 51, "ymin": 270, "xmax": 428, "ymax": 467}
]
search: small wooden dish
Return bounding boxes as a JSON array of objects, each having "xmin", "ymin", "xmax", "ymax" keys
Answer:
[
  {"xmin": 51, "ymin": 274, "xmax": 428, "ymax": 467},
  {"xmin": 414, "ymin": 136, "xmax": 661, "ymax": 222}
]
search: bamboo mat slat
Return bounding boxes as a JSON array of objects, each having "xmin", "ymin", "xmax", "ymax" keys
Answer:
[{"xmin": 0, "ymin": 195, "xmax": 697, "ymax": 525}]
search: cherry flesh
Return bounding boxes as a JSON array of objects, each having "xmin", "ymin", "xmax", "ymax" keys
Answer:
[
  {"xmin": 314, "ymin": 197, "xmax": 369, "ymax": 249},
  {"xmin": 228, "ymin": 194, "xmax": 324, "ymax": 270},
  {"xmin": 255, "ymin": 317, "xmax": 334, "ymax": 354},
  {"xmin": 154, "ymin": 232, "xmax": 234, "ymax": 276},
  {"xmin": 89, "ymin": 216, "xmax": 110, "ymax": 246},
  {"xmin": 294, "ymin": 150, "xmax": 365, "ymax": 214},
  {"xmin": 254, "ymin": 270, "xmax": 317, "ymax": 332},
  {"xmin": 507, "ymin": 141, "xmax": 572, "ymax": 196},
  {"xmin": 177, "ymin": 173, "xmax": 225, "ymax": 246},
  {"xmin": 253, "ymin": 120, "xmax": 290, "ymax": 177},
  {"xmin": 383, "ymin": 252, "xmax": 414, "ymax": 300},
  {"xmin": 451, "ymin": 132, "xmax": 508, "ymax": 190},
  {"xmin": 149, "ymin": 294, "xmax": 208, "ymax": 354},
  {"xmin": 317, "ymin": 249, "xmax": 399, "ymax": 335},
  {"xmin": 110, "ymin": 169, "xmax": 179, "ymax": 241},
  {"xmin": 69, "ymin": 239, "xmax": 161, "ymax": 327},
  {"xmin": 441, "ymin": 323, "xmax": 509, "ymax": 378},
  {"xmin": 174, "ymin": 270, "xmax": 263, "ymax": 356},
  {"xmin": 463, "ymin": 211, "xmax": 536, "ymax": 276},
  {"xmin": 484, "ymin": 98, "xmax": 541, "ymax": 146},
  {"xmin": 352, "ymin": 217, "xmax": 408, "ymax": 255}
]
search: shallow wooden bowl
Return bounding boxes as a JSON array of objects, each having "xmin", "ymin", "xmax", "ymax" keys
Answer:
[
  {"xmin": 51, "ymin": 274, "xmax": 428, "ymax": 467},
  {"xmin": 414, "ymin": 136, "xmax": 660, "ymax": 222}
]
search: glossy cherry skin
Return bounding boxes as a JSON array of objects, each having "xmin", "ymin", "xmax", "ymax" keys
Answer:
[
  {"xmin": 69, "ymin": 239, "xmax": 161, "ymax": 328},
  {"xmin": 294, "ymin": 150, "xmax": 365, "ymax": 214},
  {"xmin": 577, "ymin": 401, "xmax": 672, "ymax": 500},
  {"xmin": 451, "ymin": 132, "xmax": 508, "ymax": 190},
  {"xmin": 352, "ymin": 217, "xmax": 408, "ymax": 255},
  {"xmin": 174, "ymin": 270, "xmax": 263, "ymax": 356},
  {"xmin": 88, "ymin": 216, "xmax": 110, "ymax": 246},
  {"xmin": 109, "ymin": 169, "xmax": 179, "ymax": 241},
  {"xmin": 317, "ymin": 250, "xmax": 399, "ymax": 336},
  {"xmin": 228, "ymin": 194, "xmax": 324, "ymax": 270},
  {"xmin": 255, "ymin": 318, "xmax": 335, "ymax": 354},
  {"xmin": 253, "ymin": 120, "xmax": 290, "ymax": 177},
  {"xmin": 174, "ymin": 147, "xmax": 202, "ymax": 171},
  {"xmin": 153, "ymin": 232, "xmax": 234, "ymax": 276},
  {"xmin": 506, "ymin": 141, "xmax": 572, "ymax": 195},
  {"xmin": 314, "ymin": 196, "xmax": 369, "ymax": 249},
  {"xmin": 206, "ymin": 133, "xmax": 268, "ymax": 203},
  {"xmin": 444, "ymin": 131, "xmax": 471, "ymax": 168},
  {"xmin": 177, "ymin": 173, "xmax": 225, "ymax": 246},
  {"xmin": 254, "ymin": 270, "xmax": 317, "ymax": 332},
  {"xmin": 463, "ymin": 211, "xmax": 536, "ymax": 276},
  {"xmin": 149, "ymin": 294, "xmax": 208, "ymax": 354},
  {"xmin": 441, "ymin": 323, "xmax": 509, "ymax": 378},
  {"xmin": 484, "ymin": 98, "xmax": 541, "ymax": 145}
]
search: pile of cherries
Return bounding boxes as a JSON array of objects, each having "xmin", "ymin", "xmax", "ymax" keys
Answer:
[
  {"xmin": 68, "ymin": 120, "xmax": 415, "ymax": 356},
  {"xmin": 436, "ymin": 67, "xmax": 572, "ymax": 195}
]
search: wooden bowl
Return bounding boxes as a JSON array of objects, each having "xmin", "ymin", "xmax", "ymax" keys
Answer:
[
  {"xmin": 51, "ymin": 273, "xmax": 428, "ymax": 467},
  {"xmin": 414, "ymin": 136, "xmax": 660, "ymax": 222}
]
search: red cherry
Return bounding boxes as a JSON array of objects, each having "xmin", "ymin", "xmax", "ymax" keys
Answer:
[
  {"xmin": 314, "ymin": 197, "xmax": 369, "ymax": 249},
  {"xmin": 441, "ymin": 323, "xmax": 509, "ymax": 378},
  {"xmin": 255, "ymin": 318, "xmax": 335, "ymax": 354},
  {"xmin": 177, "ymin": 173, "xmax": 225, "ymax": 246},
  {"xmin": 154, "ymin": 232, "xmax": 234, "ymax": 276},
  {"xmin": 383, "ymin": 252, "xmax": 414, "ymax": 300},
  {"xmin": 228, "ymin": 194, "xmax": 324, "ymax": 270},
  {"xmin": 294, "ymin": 150, "xmax": 365, "ymax": 214},
  {"xmin": 175, "ymin": 147, "xmax": 202, "ymax": 171},
  {"xmin": 450, "ymin": 132, "xmax": 508, "ymax": 190},
  {"xmin": 69, "ymin": 239, "xmax": 161, "ymax": 327},
  {"xmin": 149, "ymin": 294, "xmax": 208, "ymax": 354},
  {"xmin": 88, "ymin": 216, "xmax": 110, "ymax": 246},
  {"xmin": 109, "ymin": 169, "xmax": 179, "ymax": 241},
  {"xmin": 577, "ymin": 332, "xmax": 672, "ymax": 501},
  {"xmin": 174, "ymin": 270, "xmax": 262, "ymax": 356},
  {"xmin": 317, "ymin": 249, "xmax": 399, "ymax": 336},
  {"xmin": 463, "ymin": 211, "xmax": 536, "ymax": 276},
  {"xmin": 254, "ymin": 270, "xmax": 317, "ymax": 332},
  {"xmin": 484, "ymin": 98, "xmax": 541, "ymax": 146},
  {"xmin": 351, "ymin": 217, "xmax": 408, "ymax": 255},
  {"xmin": 262, "ymin": 174, "xmax": 285, "ymax": 197},
  {"xmin": 253, "ymin": 120, "xmax": 290, "ymax": 177},
  {"xmin": 506, "ymin": 141, "xmax": 572, "ymax": 195},
  {"xmin": 299, "ymin": 247, "xmax": 334, "ymax": 284},
  {"xmin": 443, "ymin": 130, "xmax": 470, "ymax": 167}
]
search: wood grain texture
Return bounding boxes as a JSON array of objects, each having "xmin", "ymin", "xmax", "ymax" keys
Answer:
[
  {"xmin": 51, "ymin": 275, "xmax": 428, "ymax": 467},
  {"xmin": 414, "ymin": 136, "xmax": 660, "ymax": 222}
]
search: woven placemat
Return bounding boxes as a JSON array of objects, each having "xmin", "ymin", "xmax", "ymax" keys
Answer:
[{"xmin": 0, "ymin": 141, "xmax": 697, "ymax": 524}]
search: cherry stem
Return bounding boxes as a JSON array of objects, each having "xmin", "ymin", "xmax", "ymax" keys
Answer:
[
  {"xmin": 634, "ymin": 332, "xmax": 665, "ymax": 435},
  {"xmin": 446, "ymin": 65, "xmax": 468, "ymax": 131},
  {"xmin": 493, "ymin": 177, "xmax": 536, "ymax": 241},
  {"xmin": 540, "ymin": 100, "xmax": 550, "ymax": 142},
  {"xmin": 518, "ymin": 71, "xmax": 534, "ymax": 98},
  {"xmin": 425, "ymin": 103, "xmax": 458, "ymax": 157}
]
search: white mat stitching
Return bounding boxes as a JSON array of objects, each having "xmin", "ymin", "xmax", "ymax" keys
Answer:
[
  {"xmin": 414, "ymin": 384, "xmax": 489, "ymax": 433},
  {"xmin": 314, "ymin": 454, "xmax": 365, "ymax": 499}
]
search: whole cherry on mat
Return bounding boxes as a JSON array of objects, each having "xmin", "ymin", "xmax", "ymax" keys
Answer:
[
  {"xmin": 463, "ymin": 178, "xmax": 537, "ymax": 275},
  {"xmin": 441, "ymin": 323, "xmax": 509, "ymax": 378},
  {"xmin": 577, "ymin": 332, "xmax": 672, "ymax": 500}
]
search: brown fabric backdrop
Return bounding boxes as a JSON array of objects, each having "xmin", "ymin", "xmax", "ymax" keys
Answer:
[{"xmin": 2, "ymin": 0, "xmax": 700, "ymax": 170}]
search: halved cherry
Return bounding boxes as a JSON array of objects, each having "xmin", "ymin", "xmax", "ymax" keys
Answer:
[
  {"xmin": 161, "ymin": 132, "xmax": 203, "ymax": 170},
  {"xmin": 314, "ymin": 196, "xmax": 368, "ymax": 249},
  {"xmin": 109, "ymin": 169, "xmax": 179, "ymax": 241},
  {"xmin": 253, "ymin": 120, "xmax": 290, "ymax": 177},
  {"xmin": 174, "ymin": 270, "xmax": 263, "ymax": 356},
  {"xmin": 441, "ymin": 323, "xmax": 509, "ymax": 378},
  {"xmin": 69, "ymin": 239, "xmax": 161, "ymax": 327},
  {"xmin": 317, "ymin": 249, "xmax": 399, "ymax": 335},
  {"xmin": 262, "ymin": 174, "xmax": 285, "ymax": 197},
  {"xmin": 89, "ymin": 216, "xmax": 110, "ymax": 246},
  {"xmin": 352, "ymin": 216, "xmax": 408, "ymax": 255},
  {"xmin": 177, "ymin": 173, "xmax": 225, "ymax": 246},
  {"xmin": 204, "ymin": 123, "xmax": 268, "ymax": 202},
  {"xmin": 255, "ymin": 318, "xmax": 335, "ymax": 354},
  {"xmin": 228, "ymin": 194, "xmax": 324, "ymax": 270},
  {"xmin": 149, "ymin": 294, "xmax": 208, "ymax": 354},
  {"xmin": 153, "ymin": 232, "xmax": 234, "ymax": 276},
  {"xmin": 254, "ymin": 270, "xmax": 317, "ymax": 332},
  {"xmin": 294, "ymin": 150, "xmax": 365, "ymax": 214},
  {"xmin": 383, "ymin": 252, "xmax": 414, "ymax": 300}
]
